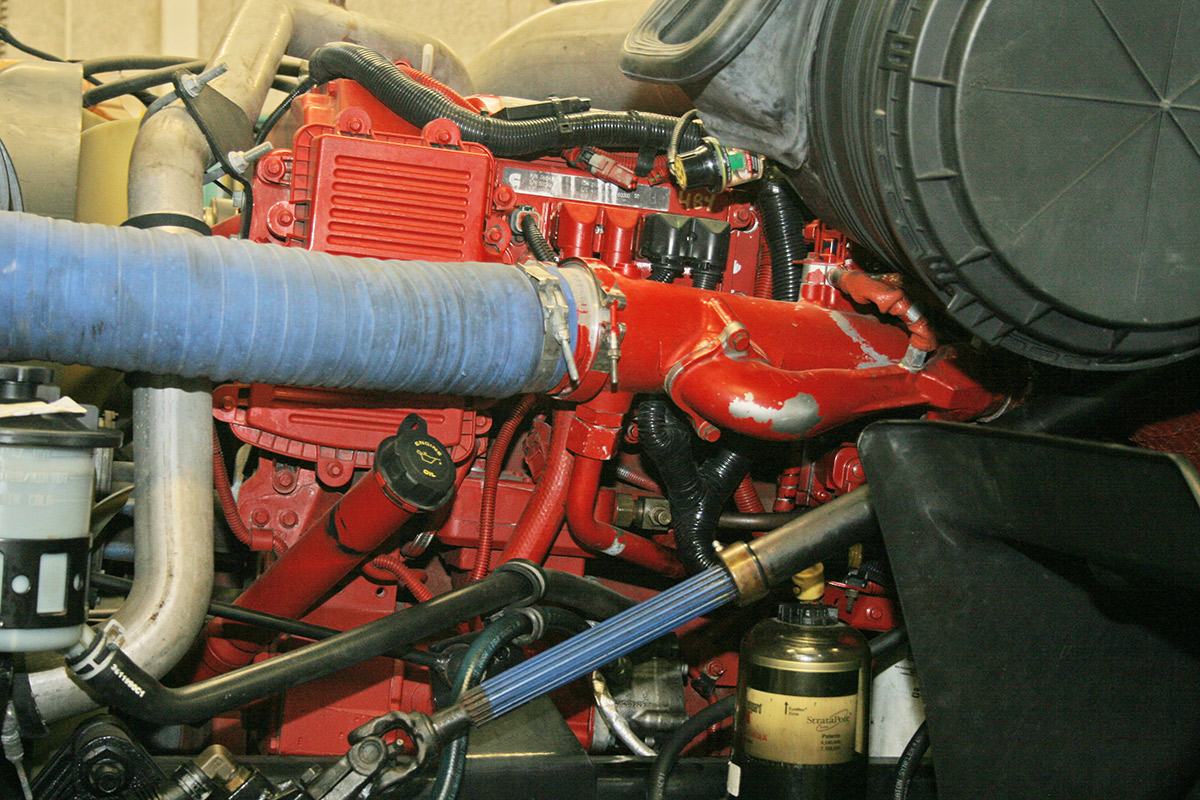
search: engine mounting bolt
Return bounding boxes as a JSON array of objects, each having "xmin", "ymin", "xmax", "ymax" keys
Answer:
[
  {"xmin": 251, "ymin": 509, "xmax": 270, "ymax": 527},
  {"xmin": 485, "ymin": 226, "xmax": 504, "ymax": 243},
  {"xmin": 278, "ymin": 211, "xmax": 294, "ymax": 227},
  {"xmin": 867, "ymin": 607, "xmax": 882, "ymax": 620},
  {"xmin": 280, "ymin": 510, "xmax": 299, "ymax": 528},
  {"xmin": 275, "ymin": 470, "xmax": 295, "ymax": 488},
  {"xmin": 328, "ymin": 462, "xmax": 344, "ymax": 477},
  {"xmin": 262, "ymin": 156, "xmax": 284, "ymax": 178},
  {"xmin": 706, "ymin": 661, "xmax": 725, "ymax": 678},
  {"xmin": 347, "ymin": 117, "xmax": 363, "ymax": 132},
  {"xmin": 437, "ymin": 129, "xmax": 452, "ymax": 143},
  {"xmin": 87, "ymin": 758, "xmax": 127, "ymax": 794},
  {"xmin": 728, "ymin": 330, "xmax": 750, "ymax": 351}
]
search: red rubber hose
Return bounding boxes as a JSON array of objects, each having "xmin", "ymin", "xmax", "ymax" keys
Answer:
[{"xmin": 499, "ymin": 409, "xmax": 575, "ymax": 564}]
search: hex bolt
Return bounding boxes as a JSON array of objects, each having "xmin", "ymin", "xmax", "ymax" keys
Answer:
[
  {"xmin": 648, "ymin": 506, "xmax": 672, "ymax": 527},
  {"xmin": 178, "ymin": 63, "xmax": 229, "ymax": 98},
  {"xmin": 250, "ymin": 508, "xmax": 270, "ymax": 527},
  {"xmin": 87, "ymin": 757, "xmax": 127, "ymax": 795},
  {"xmin": 227, "ymin": 142, "xmax": 274, "ymax": 175}
]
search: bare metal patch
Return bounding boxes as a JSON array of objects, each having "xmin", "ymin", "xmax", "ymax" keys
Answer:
[
  {"xmin": 728, "ymin": 392, "xmax": 822, "ymax": 437},
  {"xmin": 829, "ymin": 311, "xmax": 893, "ymax": 369}
]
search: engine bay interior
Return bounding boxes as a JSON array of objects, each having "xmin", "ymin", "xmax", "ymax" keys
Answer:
[{"xmin": 0, "ymin": 1, "xmax": 1198, "ymax": 798}]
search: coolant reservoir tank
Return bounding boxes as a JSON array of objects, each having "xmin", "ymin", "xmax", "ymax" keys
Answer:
[
  {"xmin": 728, "ymin": 603, "xmax": 869, "ymax": 799},
  {"xmin": 0, "ymin": 365, "xmax": 121, "ymax": 652}
]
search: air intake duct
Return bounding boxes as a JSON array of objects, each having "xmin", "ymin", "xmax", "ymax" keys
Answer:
[
  {"xmin": 622, "ymin": 0, "xmax": 1200, "ymax": 370},
  {"xmin": 0, "ymin": 212, "xmax": 559, "ymax": 396}
]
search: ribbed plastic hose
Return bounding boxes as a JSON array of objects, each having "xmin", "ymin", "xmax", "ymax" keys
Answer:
[
  {"xmin": 459, "ymin": 566, "xmax": 737, "ymax": 724},
  {"xmin": 0, "ymin": 211, "xmax": 553, "ymax": 397}
]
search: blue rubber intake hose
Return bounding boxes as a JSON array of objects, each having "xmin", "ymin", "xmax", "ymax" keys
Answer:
[
  {"xmin": 0, "ymin": 211, "xmax": 552, "ymax": 397},
  {"xmin": 459, "ymin": 566, "xmax": 738, "ymax": 724}
]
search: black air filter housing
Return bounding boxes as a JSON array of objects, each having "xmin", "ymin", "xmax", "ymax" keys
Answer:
[{"xmin": 624, "ymin": 0, "xmax": 1200, "ymax": 370}]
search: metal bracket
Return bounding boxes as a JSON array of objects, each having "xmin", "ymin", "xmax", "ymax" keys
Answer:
[{"xmin": 594, "ymin": 285, "xmax": 627, "ymax": 388}]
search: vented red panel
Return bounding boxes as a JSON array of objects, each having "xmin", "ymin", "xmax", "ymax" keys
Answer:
[{"xmin": 305, "ymin": 134, "xmax": 492, "ymax": 261}]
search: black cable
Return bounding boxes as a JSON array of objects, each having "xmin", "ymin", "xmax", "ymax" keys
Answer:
[
  {"xmin": 81, "ymin": 55, "xmax": 194, "ymax": 77},
  {"xmin": 307, "ymin": 43, "xmax": 704, "ymax": 158},
  {"xmin": 255, "ymin": 75, "xmax": 318, "ymax": 148},
  {"xmin": 90, "ymin": 572, "xmax": 440, "ymax": 669},
  {"xmin": 69, "ymin": 565, "xmax": 541, "ymax": 725},
  {"xmin": 82, "ymin": 60, "xmax": 206, "ymax": 107},
  {"xmin": 646, "ymin": 694, "xmax": 735, "ymax": 800},
  {"xmin": 519, "ymin": 212, "xmax": 558, "ymax": 263},
  {"xmin": 893, "ymin": 721, "xmax": 930, "ymax": 800},
  {"xmin": 0, "ymin": 25, "xmax": 64, "ymax": 61}
]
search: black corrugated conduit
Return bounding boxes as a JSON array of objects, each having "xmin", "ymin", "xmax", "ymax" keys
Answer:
[
  {"xmin": 307, "ymin": 43, "xmax": 704, "ymax": 158},
  {"xmin": 757, "ymin": 166, "xmax": 808, "ymax": 303},
  {"xmin": 638, "ymin": 399, "xmax": 752, "ymax": 574}
]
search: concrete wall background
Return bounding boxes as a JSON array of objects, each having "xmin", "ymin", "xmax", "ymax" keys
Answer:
[{"xmin": 1, "ymin": 0, "xmax": 557, "ymax": 63}]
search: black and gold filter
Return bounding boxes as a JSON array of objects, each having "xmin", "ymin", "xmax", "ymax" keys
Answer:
[{"xmin": 727, "ymin": 604, "xmax": 869, "ymax": 799}]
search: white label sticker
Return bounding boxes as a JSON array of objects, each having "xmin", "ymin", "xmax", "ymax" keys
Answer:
[
  {"xmin": 743, "ymin": 688, "xmax": 858, "ymax": 765},
  {"xmin": 726, "ymin": 761, "xmax": 741, "ymax": 796}
]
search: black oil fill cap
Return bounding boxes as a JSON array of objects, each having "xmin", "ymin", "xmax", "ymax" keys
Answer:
[{"xmin": 374, "ymin": 414, "xmax": 455, "ymax": 511}]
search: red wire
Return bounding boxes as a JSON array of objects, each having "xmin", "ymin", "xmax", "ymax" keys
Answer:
[
  {"xmin": 369, "ymin": 553, "xmax": 434, "ymax": 603},
  {"xmin": 212, "ymin": 431, "xmax": 253, "ymax": 547},
  {"xmin": 473, "ymin": 395, "xmax": 538, "ymax": 581}
]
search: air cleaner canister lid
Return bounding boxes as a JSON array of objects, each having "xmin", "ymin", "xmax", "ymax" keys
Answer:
[{"xmin": 375, "ymin": 413, "xmax": 456, "ymax": 511}]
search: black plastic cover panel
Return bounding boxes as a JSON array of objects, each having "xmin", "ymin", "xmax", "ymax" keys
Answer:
[{"xmin": 859, "ymin": 421, "xmax": 1200, "ymax": 800}]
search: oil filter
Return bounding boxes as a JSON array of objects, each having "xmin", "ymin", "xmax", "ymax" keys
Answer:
[{"xmin": 728, "ymin": 603, "xmax": 869, "ymax": 799}]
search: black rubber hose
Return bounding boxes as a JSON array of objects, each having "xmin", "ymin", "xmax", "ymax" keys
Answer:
[
  {"xmin": 893, "ymin": 721, "xmax": 931, "ymax": 800},
  {"xmin": 520, "ymin": 213, "xmax": 558, "ymax": 263},
  {"xmin": 432, "ymin": 606, "xmax": 584, "ymax": 800},
  {"xmin": 69, "ymin": 565, "xmax": 540, "ymax": 725},
  {"xmin": 638, "ymin": 399, "xmax": 752, "ymax": 574},
  {"xmin": 646, "ymin": 694, "xmax": 736, "ymax": 800},
  {"xmin": 433, "ymin": 612, "xmax": 532, "ymax": 800},
  {"xmin": 758, "ymin": 167, "xmax": 808, "ymax": 303},
  {"xmin": 543, "ymin": 570, "xmax": 635, "ymax": 620},
  {"xmin": 89, "ymin": 572, "xmax": 440, "ymax": 669},
  {"xmin": 307, "ymin": 43, "xmax": 704, "ymax": 158},
  {"xmin": 82, "ymin": 61, "xmax": 205, "ymax": 107},
  {"xmin": 869, "ymin": 626, "xmax": 908, "ymax": 661}
]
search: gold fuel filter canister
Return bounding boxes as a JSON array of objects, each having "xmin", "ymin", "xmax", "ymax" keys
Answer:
[{"xmin": 727, "ymin": 603, "xmax": 869, "ymax": 799}]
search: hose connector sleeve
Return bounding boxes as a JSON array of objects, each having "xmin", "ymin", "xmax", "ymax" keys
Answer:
[{"xmin": 0, "ymin": 212, "xmax": 549, "ymax": 398}]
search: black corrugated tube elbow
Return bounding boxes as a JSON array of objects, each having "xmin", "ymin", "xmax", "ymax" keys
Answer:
[
  {"xmin": 307, "ymin": 43, "xmax": 704, "ymax": 157},
  {"xmin": 638, "ymin": 399, "xmax": 751, "ymax": 574},
  {"xmin": 758, "ymin": 167, "xmax": 808, "ymax": 303}
]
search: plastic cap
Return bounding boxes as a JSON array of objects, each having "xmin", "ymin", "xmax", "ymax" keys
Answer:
[
  {"xmin": 778, "ymin": 602, "xmax": 839, "ymax": 627},
  {"xmin": 0, "ymin": 364, "xmax": 54, "ymax": 403},
  {"xmin": 375, "ymin": 414, "xmax": 456, "ymax": 511}
]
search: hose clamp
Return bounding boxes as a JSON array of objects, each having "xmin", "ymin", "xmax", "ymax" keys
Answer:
[
  {"xmin": 492, "ymin": 559, "xmax": 546, "ymax": 608},
  {"xmin": 718, "ymin": 541, "xmax": 770, "ymax": 606},
  {"xmin": 522, "ymin": 262, "xmax": 580, "ymax": 388},
  {"xmin": 66, "ymin": 620, "xmax": 126, "ymax": 682}
]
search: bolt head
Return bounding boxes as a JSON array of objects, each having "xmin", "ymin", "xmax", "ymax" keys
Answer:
[
  {"xmin": 280, "ymin": 510, "xmax": 299, "ymax": 528},
  {"xmin": 728, "ymin": 330, "xmax": 750, "ymax": 351},
  {"xmin": 328, "ymin": 462, "xmax": 344, "ymax": 477},
  {"xmin": 88, "ymin": 758, "xmax": 127, "ymax": 794},
  {"xmin": 437, "ymin": 129, "xmax": 452, "ymax": 143},
  {"xmin": 250, "ymin": 509, "xmax": 270, "ymax": 526}
]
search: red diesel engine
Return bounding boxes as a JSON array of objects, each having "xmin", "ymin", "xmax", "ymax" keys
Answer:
[{"xmin": 197, "ymin": 65, "xmax": 996, "ymax": 757}]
